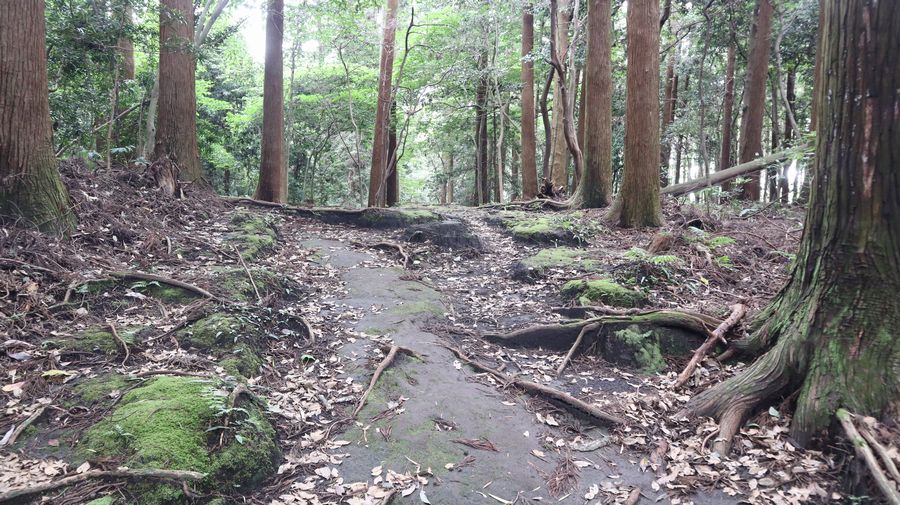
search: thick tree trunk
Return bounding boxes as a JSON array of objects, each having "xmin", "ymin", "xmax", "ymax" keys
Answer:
[
  {"xmin": 548, "ymin": 0, "xmax": 571, "ymax": 192},
  {"xmin": 719, "ymin": 41, "xmax": 736, "ymax": 192},
  {"xmin": 682, "ymin": 0, "xmax": 900, "ymax": 452},
  {"xmin": 659, "ymin": 54, "xmax": 676, "ymax": 186},
  {"xmin": 576, "ymin": 0, "xmax": 613, "ymax": 208},
  {"xmin": 155, "ymin": 0, "xmax": 204, "ymax": 186},
  {"xmin": 368, "ymin": 0, "xmax": 399, "ymax": 207},
  {"xmin": 520, "ymin": 4, "xmax": 539, "ymax": 200},
  {"xmin": 0, "ymin": 1, "xmax": 75, "ymax": 234},
  {"xmin": 735, "ymin": 0, "xmax": 773, "ymax": 201},
  {"xmin": 606, "ymin": 0, "xmax": 662, "ymax": 227},
  {"xmin": 117, "ymin": 4, "xmax": 135, "ymax": 80},
  {"xmin": 386, "ymin": 101, "xmax": 399, "ymax": 207},
  {"xmin": 254, "ymin": 0, "xmax": 286, "ymax": 203}
]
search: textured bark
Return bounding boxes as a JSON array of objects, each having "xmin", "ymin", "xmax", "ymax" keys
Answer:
[
  {"xmin": 547, "ymin": 0, "xmax": 584, "ymax": 199},
  {"xmin": 386, "ymin": 101, "xmax": 399, "ymax": 206},
  {"xmin": 254, "ymin": 0, "xmax": 286, "ymax": 203},
  {"xmin": 606, "ymin": 0, "xmax": 662, "ymax": 227},
  {"xmin": 540, "ymin": 68, "xmax": 554, "ymax": 180},
  {"xmin": 682, "ymin": 0, "xmax": 900, "ymax": 449},
  {"xmin": 0, "ymin": 1, "xmax": 75, "ymax": 234},
  {"xmin": 494, "ymin": 101, "xmax": 506, "ymax": 203},
  {"xmin": 576, "ymin": 0, "xmax": 613, "ymax": 208},
  {"xmin": 674, "ymin": 74, "xmax": 686, "ymax": 185},
  {"xmin": 474, "ymin": 59, "xmax": 489, "ymax": 205},
  {"xmin": 155, "ymin": 0, "xmax": 203, "ymax": 186},
  {"xmin": 520, "ymin": 4, "xmax": 539, "ymax": 200},
  {"xmin": 548, "ymin": 0, "xmax": 572, "ymax": 191},
  {"xmin": 659, "ymin": 54, "xmax": 676, "ymax": 186},
  {"xmin": 719, "ymin": 41, "xmax": 736, "ymax": 191},
  {"xmin": 117, "ymin": 4, "xmax": 135, "ymax": 80},
  {"xmin": 736, "ymin": 0, "xmax": 773, "ymax": 201},
  {"xmin": 767, "ymin": 79, "xmax": 779, "ymax": 202},
  {"xmin": 779, "ymin": 70, "xmax": 795, "ymax": 203},
  {"xmin": 367, "ymin": 0, "xmax": 399, "ymax": 207}
]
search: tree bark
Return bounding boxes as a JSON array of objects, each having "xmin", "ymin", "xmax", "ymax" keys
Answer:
[
  {"xmin": 254, "ymin": 0, "xmax": 286, "ymax": 203},
  {"xmin": 606, "ymin": 0, "xmax": 662, "ymax": 227},
  {"xmin": 735, "ymin": 0, "xmax": 773, "ymax": 201},
  {"xmin": 474, "ymin": 57, "xmax": 489, "ymax": 205},
  {"xmin": 779, "ymin": 70, "xmax": 795, "ymax": 203},
  {"xmin": 659, "ymin": 54, "xmax": 676, "ymax": 186},
  {"xmin": 719, "ymin": 40, "xmax": 736, "ymax": 191},
  {"xmin": 494, "ymin": 101, "xmax": 506, "ymax": 203},
  {"xmin": 155, "ymin": 0, "xmax": 204, "ymax": 186},
  {"xmin": 548, "ymin": 0, "xmax": 572, "ymax": 192},
  {"xmin": 540, "ymin": 68, "xmax": 554, "ymax": 182},
  {"xmin": 0, "ymin": 1, "xmax": 75, "ymax": 234},
  {"xmin": 367, "ymin": 0, "xmax": 399, "ymax": 207},
  {"xmin": 520, "ymin": 4, "xmax": 539, "ymax": 200},
  {"xmin": 117, "ymin": 3, "xmax": 135, "ymax": 80},
  {"xmin": 682, "ymin": 0, "xmax": 900, "ymax": 451},
  {"xmin": 767, "ymin": 78, "xmax": 780, "ymax": 202},
  {"xmin": 576, "ymin": 0, "xmax": 613, "ymax": 208},
  {"xmin": 386, "ymin": 101, "xmax": 399, "ymax": 206}
]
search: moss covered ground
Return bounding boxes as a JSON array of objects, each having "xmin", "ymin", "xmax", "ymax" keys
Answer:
[{"xmin": 562, "ymin": 278, "xmax": 647, "ymax": 307}]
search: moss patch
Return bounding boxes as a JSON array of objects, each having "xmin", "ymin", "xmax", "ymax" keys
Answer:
[
  {"xmin": 495, "ymin": 211, "xmax": 589, "ymax": 245},
  {"xmin": 513, "ymin": 247, "xmax": 598, "ymax": 280},
  {"xmin": 64, "ymin": 326, "xmax": 143, "ymax": 355},
  {"xmin": 80, "ymin": 376, "xmax": 279, "ymax": 504},
  {"xmin": 71, "ymin": 373, "xmax": 130, "ymax": 405},
  {"xmin": 177, "ymin": 312, "xmax": 248, "ymax": 350},
  {"xmin": 609, "ymin": 326, "xmax": 666, "ymax": 374},
  {"xmin": 562, "ymin": 279, "xmax": 646, "ymax": 308},
  {"xmin": 219, "ymin": 343, "xmax": 263, "ymax": 379},
  {"xmin": 212, "ymin": 266, "xmax": 300, "ymax": 303},
  {"xmin": 227, "ymin": 212, "xmax": 277, "ymax": 260},
  {"xmin": 388, "ymin": 300, "xmax": 444, "ymax": 317}
]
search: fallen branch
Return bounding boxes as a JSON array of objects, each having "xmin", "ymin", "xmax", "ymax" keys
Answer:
[
  {"xmin": 353, "ymin": 345, "xmax": 419, "ymax": 418},
  {"xmin": 859, "ymin": 421, "xmax": 900, "ymax": 484},
  {"xmin": 443, "ymin": 345, "xmax": 624, "ymax": 426},
  {"xmin": 371, "ymin": 241, "xmax": 410, "ymax": 269},
  {"xmin": 674, "ymin": 304, "xmax": 746, "ymax": 389},
  {"xmin": 109, "ymin": 322, "xmax": 130, "ymax": 367},
  {"xmin": 836, "ymin": 409, "xmax": 900, "ymax": 505},
  {"xmin": 556, "ymin": 322, "xmax": 602, "ymax": 376},
  {"xmin": 662, "ymin": 144, "xmax": 810, "ymax": 197},
  {"xmin": 2, "ymin": 406, "xmax": 48, "ymax": 447},
  {"xmin": 109, "ymin": 271, "xmax": 219, "ymax": 301},
  {"xmin": 231, "ymin": 245, "xmax": 262, "ymax": 303},
  {"xmin": 0, "ymin": 468, "xmax": 206, "ymax": 502},
  {"xmin": 0, "ymin": 257, "xmax": 59, "ymax": 276}
]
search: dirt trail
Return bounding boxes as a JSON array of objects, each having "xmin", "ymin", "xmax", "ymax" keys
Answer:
[{"xmin": 293, "ymin": 225, "xmax": 728, "ymax": 504}]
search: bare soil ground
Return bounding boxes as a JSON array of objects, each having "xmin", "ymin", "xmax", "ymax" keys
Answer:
[{"xmin": 1, "ymin": 162, "xmax": 889, "ymax": 505}]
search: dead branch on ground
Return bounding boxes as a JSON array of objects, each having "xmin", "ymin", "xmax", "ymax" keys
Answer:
[
  {"xmin": 1, "ymin": 406, "xmax": 48, "ymax": 447},
  {"xmin": 109, "ymin": 322, "xmax": 130, "ymax": 367},
  {"xmin": 231, "ymin": 245, "xmax": 262, "ymax": 303},
  {"xmin": 836, "ymin": 409, "xmax": 900, "ymax": 505},
  {"xmin": 370, "ymin": 241, "xmax": 410, "ymax": 268},
  {"xmin": 353, "ymin": 345, "xmax": 420, "ymax": 418},
  {"xmin": 556, "ymin": 322, "xmax": 602, "ymax": 376},
  {"xmin": 674, "ymin": 304, "xmax": 746, "ymax": 388},
  {"xmin": 108, "ymin": 271, "xmax": 219, "ymax": 300},
  {"xmin": 0, "ymin": 468, "xmax": 206, "ymax": 503}
]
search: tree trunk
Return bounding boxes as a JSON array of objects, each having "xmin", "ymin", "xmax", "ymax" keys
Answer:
[
  {"xmin": 494, "ymin": 101, "xmax": 506, "ymax": 203},
  {"xmin": 606, "ymin": 0, "xmax": 662, "ymax": 227},
  {"xmin": 474, "ymin": 57, "xmax": 489, "ymax": 205},
  {"xmin": 540, "ymin": 68, "xmax": 554, "ymax": 182},
  {"xmin": 779, "ymin": 70, "xmax": 795, "ymax": 203},
  {"xmin": 735, "ymin": 0, "xmax": 773, "ymax": 201},
  {"xmin": 570, "ymin": 67, "xmax": 582, "ymax": 192},
  {"xmin": 767, "ymin": 78, "xmax": 779, "ymax": 202},
  {"xmin": 520, "ymin": 4, "xmax": 539, "ymax": 200},
  {"xmin": 576, "ymin": 0, "xmax": 613, "ymax": 208},
  {"xmin": 0, "ymin": 0, "xmax": 75, "ymax": 234},
  {"xmin": 117, "ymin": 3, "xmax": 135, "ymax": 80},
  {"xmin": 719, "ymin": 40, "xmax": 736, "ymax": 192},
  {"xmin": 367, "ymin": 0, "xmax": 399, "ymax": 207},
  {"xmin": 254, "ymin": 0, "xmax": 286, "ymax": 203},
  {"xmin": 548, "ymin": 0, "xmax": 572, "ymax": 192},
  {"xmin": 659, "ymin": 54, "xmax": 676, "ymax": 186},
  {"xmin": 155, "ymin": 0, "xmax": 204, "ymax": 186},
  {"xmin": 386, "ymin": 101, "xmax": 399, "ymax": 207},
  {"xmin": 682, "ymin": 0, "xmax": 900, "ymax": 452}
]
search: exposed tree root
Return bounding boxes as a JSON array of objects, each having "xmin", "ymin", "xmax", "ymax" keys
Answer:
[
  {"xmin": 837, "ymin": 409, "xmax": 900, "ymax": 505},
  {"xmin": 109, "ymin": 322, "xmax": 130, "ymax": 367},
  {"xmin": 232, "ymin": 245, "xmax": 262, "ymax": 303},
  {"xmin": 556, "ymin": 322, "xmax": 602, "ymax": 376},
  {"xmin": 367, "ymin": 241, "xmax": 410, "ymax": 269},
  {"xmin": 108, "ymin": 271, "xmax": 220, "ymax": 301},
  {"xmin": 674, "ymin": 304, "xmax": 746, "ymax": 388},
  {"xmin": 0, "ymin": 468, "xmax": 206, "ymax": 502},
  {"xmin": 486, "ymin": 309, "xmax": 725, "ymax": 351},
  {"xmin": 443, "ymin": 345, "xmax": 625, "ymax": 426},
  {"xmin": 353, "ymin": 345, "xmax": 420, "ymax": 418}
]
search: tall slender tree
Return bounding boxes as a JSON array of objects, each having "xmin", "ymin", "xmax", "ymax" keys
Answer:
[
  {"xmin": 155, "ymin": 0, "xmax": 203, "ymax": 185},
  {"xmin": 520, "ymin": 3, "xmax": 538, "ymax": 200},
  {"xmin": 367, "ymin": 0, "xmax": 399, "ymax": 207},
  {"xmin": 659, "ymin": 53, "xmax": 677, "ymax": 186},
  {"xmin": 547, "ymin": 0, "xmax": 572, "ymax": 192},
  {"xmin": 575, "ymin": 0, "xmax": 613, "ymax": 208},
  {"xmin": 254, "ymin": 0, "xmax": 287, "ymax": 203},
  {"xmin": 681, "ymin": 0, "xmax": 900, "ymax": 454},
  {"xmin": 0, "ymin": 0, "xmax": 75, "ymax": 234},
  {"xmin": 719, "ymin": 39, "xmax": 737, "ymax": 192},
  {"xmin": 735, "ymin": 0, "xmax": 773, "ymax": 200},
  {"xmin": 606, "ymin": 0, "xmax": 662, "ymax": 227}
]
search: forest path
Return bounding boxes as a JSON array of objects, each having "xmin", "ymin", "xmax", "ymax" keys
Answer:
[{"xmin": 289, "ymin": 228, "xmax": 709, "ymax": 505}]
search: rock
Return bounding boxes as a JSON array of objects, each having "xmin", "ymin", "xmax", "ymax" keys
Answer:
[
  {"xmin": 228, "ymin": 212, "xmax": 277, "ymax": 260},
  {"xmin": 511, "ymin": 247, "xmax": 598, "ymax": 281},
  {"xmin": 489, "ymin": 211, "xmax": 587, "ymax": 245},
  {"xmin": 561, "ymin": 278, "xmax": 647, "ymax": 308},
  {"xmin": 403, "ymin": 220, "xmax": 485, "ymax": 251}
]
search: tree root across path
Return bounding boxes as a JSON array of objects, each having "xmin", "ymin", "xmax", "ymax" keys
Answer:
[
  {"xmin": 674, "ymin": 304, "xmax": 746, "ymax": 388},
  {"xmin": 353, "ymin": 345, "xmax": 422, "ymax": 418},
  {"xmin": 837, "ymin": 409, "xmax": 900, "ymax": 505},
  {"xmin": 0, "ymin": 468, "xmax": 206, "ymax": 502},
  {"xmin": 443, "ymin": 345, "xmax": 625, "ymax": 426}
]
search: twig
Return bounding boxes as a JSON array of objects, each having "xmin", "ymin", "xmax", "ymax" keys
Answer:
[
  {"xmin": 859, "ymin": 422, "xmax": 900, "ymax": 484},
  {"xmin": 0, "ymin": 468, "xmax": 206, "ymax": 502},
  {"xmin": 109, "ymin": 271, "xmax": 219, "ymax": 301},
  {"xmin": 556, "ymin": 322, "xmax": 601, "ymax": 376},
  {"xmin": 353, "ymin": 345, "xmax": 418, "ymax": 418},
  {"xmin": 674, "ymin": 304, "xmax": 746, "ymax": 389},
  {"xmin": 109, "ymin": 322, "xmax": 130, "ymax": 367},
  {"xmin": 371, "ymin": 241, "xmax": 410, "ymax": 269},
  {"xmin": 836, "ymin": 409, "xmax": 900, "ymax": 505},
  {"xmin": 231, "ymin": 245, "xmax": 261, "ymax": 303},
  {"xmin": 0, "ymin": 257, "xmax": 59, "ymax": 275},
  {"xmin": 2, "ymin": 406, "xmax": 48, "ymax": 447},
  {"xmin": 443, "ymin": 345, "xmax": 624, "ymax": 426}
]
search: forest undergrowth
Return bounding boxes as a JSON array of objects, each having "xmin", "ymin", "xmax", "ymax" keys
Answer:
[{"xmin": 1, "ymin": 162, "xmax": 894, "ymax": 505}]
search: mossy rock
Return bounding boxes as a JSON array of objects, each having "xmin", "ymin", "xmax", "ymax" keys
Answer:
[
  {"xmin": 227, "ymin": 212, "xmax": 277, "ymax": 260},
  {"xmin": 70, "ymin": 373, "xmax": 130, "ymax": 405},
  {"xmin": 561, "ymin": 278, "xmax": 647, "ymax": 308},
  {"xmin": 491, "ymin": 211, "xmax": 586, "ymax": 245},
  {"xmin": 512, "ymin": 247, "xmax": 598, "ymax": 281},
  {"xmin": 76, "ymin": 278, "xmax": 198, "ymax": 305},
  {"xmin": 219, "ymin": 343, "xmax": 263, "ymax": 379},
  {"xmin": 403, "ymin": 220, "xmax": 485, "ymax": 251},
  {"xmin": 177, "ymin": 312, "xmax": 250, "ymax": 350},
  {"xmin": 79, "ymin": 376, "xmax": 280, "ymax": 504},
  {"xmin": 212, "ymin": 266, "xmax": 303, "ymax": 303},
  {"xmin": 603, "ymin": 325, "xmax": 666, "ymax": 374},
  {"xmin": 61, "ymin": 326, "xmax": 144, "ymax": 355}
]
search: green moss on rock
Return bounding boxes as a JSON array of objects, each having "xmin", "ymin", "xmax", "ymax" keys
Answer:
[
  {"xmin": 80, "ymin": 376, "xmax": 279, "ymax": 504},
  {"xmin": 65, "ymin": 326, "xmax": 143, "ymax": 355},
  {"xmin": 610, "ymin": 326, "xmax": 666, "ymax": 374},
  {"xmin": 177, "ymin": 313, "xmax": 247, "ymax": 350},
  {"xmin": 562, "ymin": 279, "xmax": 646, "ymax": 308},
  {"xmin": 227, "ymin": 213, "xmax": 277, "ymax": 260},
  {"xmin": 495, "ymin": 211, "xmax": 588, "ymax": 244},
  {"xmin": 71, "ymin": 374, "xmax": 130, "ymax": 404},
  {"xmin": 513, "ymin": 247, "xmax": 598, "ymax": 280},
  {"xmin": 219, "ymin": 344, "xmax": 263, "ymax": 379},
  {"xmin": 212, "ymin": 266, "xmax": 289, "ymax": 303}
]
